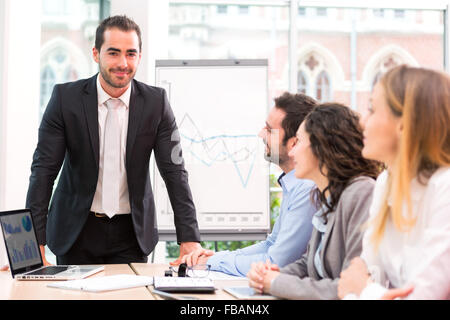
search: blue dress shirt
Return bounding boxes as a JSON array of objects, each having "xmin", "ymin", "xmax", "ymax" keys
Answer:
[{"xmin": 207, "ymin": 170, "xmax": 316, "ymax": 277}]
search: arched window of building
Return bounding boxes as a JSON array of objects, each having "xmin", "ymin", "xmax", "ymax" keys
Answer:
[
  {"xmin": 297, "ymin": 47, "xmax": 341, "ymax": 103},
  {"xmin": 372, "ymin": 71, "xmax": 382, "ymax": 89},
  {"xmin": 40, "ymin": 65, "xmax": 56, "ymax": 118},
  {"xmin": 64, "ymin": 67, "xmax": 79, "ymax": 81},
  {"xmin": 370, "ymin": 55, "xmax": 400, "ymax": 91},
  {"xmin": 39, "ymin": 39, "xmax": 89, "ymax": 122},
  {"xmin": 315, "ymin": 70, "xmax": 330, "ymax": 102},
  {"xmin": 297, "ymin": 71, "xmax": 308, "ymax": 94}
]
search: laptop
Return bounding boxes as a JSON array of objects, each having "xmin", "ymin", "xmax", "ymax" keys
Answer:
[{"xmin": 0, "ymin": 209, "xmax": 104, "ymax": 280}]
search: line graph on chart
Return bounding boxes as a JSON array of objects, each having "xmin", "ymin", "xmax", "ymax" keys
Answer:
[
  {"xmin": 155, "ymin": 112, "xmax": 268, "ymax": 229},
  {"xmin": 177, "ymin": 113, "xmax": 259, "ymax": 189}
]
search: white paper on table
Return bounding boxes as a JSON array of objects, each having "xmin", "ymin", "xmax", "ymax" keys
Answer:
[
  {"xmin": 47, "ymin": 274, "xmax": 154, "ymax": 292},
  {"xmin": 208, "ymin": 271, "xmax": 248, "ymax": 281}
]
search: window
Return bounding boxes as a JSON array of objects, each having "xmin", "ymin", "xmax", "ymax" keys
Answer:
[
  {"xmin": 372, "ymin": 72, "xmax": 382, "ymax": 89},
  {"xmin": 373, "ymin": 9, "xmax": 384, "ymax": 18},
  {"xmin": 168, "ymin": 4, "xmax": 286, "ymax": 100},
  {"xmin": 217, "ymin": 5, "xmax": 227, "ymax": 14},
  {"xmin": 298, "ymin": 51, "xmax": 336, "ymax": 103},
  {"xmin": 40, "ymin": 66, "xmax": 56, "ymax": 119},
  {"xmin": 316, "ymin": 8, "xmax": 327, "ymax": 17},
  {"xmin": 43, "ymin": 0, "xmax": 69, "ymax": 15},
  {"xmin": 64, "ymin": 67, "xmax": 79, "ymax": 81},
  {"xmin": 297, "ymin": 6, "xmax": 443, "ymax": 113},
  {"xmin": 394, "ymin": 9, "xmax": 405, "ymax": 19},
  {"xmin": 298, "ymin": 7, "xmax": 306, "ymax": 16},
  {"xmin": 238, "ymin": 5, "xmax": 249, "ymax": 15},
  {"xmin": 370, "ymin": 54, "xmax": 403, "ymax": 90},
  {"xmin": 316, "ymin": 71, "xmax": 331, "ymax": 102},
  {"xmin": 297, "ymin": 71, "xmax": 308, "ymax": 94},
  {"xmin": 40, "ymin": 0, "xmax": 102, "ymax": 122}
]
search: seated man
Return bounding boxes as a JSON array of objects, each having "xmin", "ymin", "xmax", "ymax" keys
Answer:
[{"xmin": 180, "ymin": 92, "xmax": 318, "ymax": 277}]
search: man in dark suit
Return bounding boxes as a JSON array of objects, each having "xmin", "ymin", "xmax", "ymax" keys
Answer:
[{"xmin": 26, "ymin": 15, "xmax": 201, "ymax": 265}]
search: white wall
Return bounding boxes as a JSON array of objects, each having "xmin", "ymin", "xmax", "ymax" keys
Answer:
[
  {"xmin": 0, "ymin": 0, "xmax": 6, "ymax": 268},
  {"xmin": 0, "ymin": 0, "xmax": 7, "ymax": 211},
  {"xmin": 0, "ymin": 0, "xmax": 41, "ymax": 267},
  {"xmin": 0, "ymin": 0, "xmax": 41, "ymax": 211}
]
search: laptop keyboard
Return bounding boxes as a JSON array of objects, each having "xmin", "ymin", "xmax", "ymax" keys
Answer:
[{"xmin": 27, "ymin": 266, "xmax": 70, "ymax": 275}]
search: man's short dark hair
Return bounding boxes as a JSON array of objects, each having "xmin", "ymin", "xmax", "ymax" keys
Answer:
[
  {"xmin": 95, "ymin": 15, "xmax": 142, "ymax": 52},
  {"xmin": 274, "ymin": 92, "xmax": 317, "ymax": 145}
]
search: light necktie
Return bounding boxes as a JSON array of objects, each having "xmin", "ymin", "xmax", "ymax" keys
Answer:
[{"xmin": 102, "ymin": 98, "xmax": 121, "ymax": 218}]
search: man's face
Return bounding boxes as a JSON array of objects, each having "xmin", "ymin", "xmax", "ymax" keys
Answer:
[
  {"xmin": 258, "ymin": 107, "xmax": 289, "ymax": 166},
  {"xmin": 93, "ymin": 27, "xmax": 141, "ymax": 91}
]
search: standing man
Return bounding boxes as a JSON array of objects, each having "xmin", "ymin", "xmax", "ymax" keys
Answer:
[
  {"xmin": 26, "ymin": 15, "xmax": 201, "ymax": 265},
  {"xmin": 180, "ymin": 92, "xmax": 318, "ymax": 277}
]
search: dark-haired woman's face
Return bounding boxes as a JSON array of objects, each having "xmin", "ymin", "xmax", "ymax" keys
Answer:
[{"xmin": 289, "ymin": 122, "xmax": 319, "ymax": 180}]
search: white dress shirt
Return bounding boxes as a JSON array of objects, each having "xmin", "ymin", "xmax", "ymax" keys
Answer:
[
  {"xmin": 358, "ymin": 167, "xmax": 450, "ymax": 299},
  {"xmin": 90, "ymin": 75, "xmax": 131, "ymax": 215}
]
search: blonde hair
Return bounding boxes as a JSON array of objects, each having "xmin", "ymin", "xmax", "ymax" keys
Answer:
[{"xmin": 370, "ymin": 65, "xmax": 450, "ymax": 248}]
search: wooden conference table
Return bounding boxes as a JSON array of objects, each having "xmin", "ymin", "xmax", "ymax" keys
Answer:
[
  {"xmin": 0, "ymin": 263, "xmax": 248, "ymax": 300},
  {"xmin": 131, "ymin": 263, "xmax": 249, "ymax": 300}
]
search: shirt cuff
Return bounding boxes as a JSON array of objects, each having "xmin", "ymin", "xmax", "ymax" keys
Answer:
[
  {"xmin": 206, "ymin": 251, "xmax": 230, "ymax": 270},
  {"xmin": 359, "ymin": 282, "xmax": 388, "ymax": 300},
  {"xmin": 269, "ymin": 276, "xmax": 277, "ymax": 291}
]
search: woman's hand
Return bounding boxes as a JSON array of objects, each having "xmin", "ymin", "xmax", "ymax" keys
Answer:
[
  {"xmin": 338, "ymin": 257, "xmax": 370, "ymax": 299},
  {"xmin": 381, "ymin": 285, "xmax": 414, "ymax": 300},
  {"xmin": 247, "ymin": 260, "xmax": 280, "ymax": 294}
]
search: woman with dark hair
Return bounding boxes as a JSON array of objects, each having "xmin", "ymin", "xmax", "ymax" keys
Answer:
[{"xmin": 247, "ymin": 103, "xmax": 381, "ymax": 300}]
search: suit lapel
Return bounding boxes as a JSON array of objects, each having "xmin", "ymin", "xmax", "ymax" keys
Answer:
[
  {"xmin": 307, "ymin": 230, "xmax": 322, "ymax": 278},
  {"xmin": 82, "ymin": 75, "xmax": 100, "ymax": 169},
  {"xmin": 126, "ymin": 81, "xmax": 144, "ymax": 169},
  {"xmin": 318, "ymin": 212, "xmax": 336, "ymax": 278}
]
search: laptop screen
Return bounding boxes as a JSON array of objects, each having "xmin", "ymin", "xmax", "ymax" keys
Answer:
[{"xmin": 0, "ymin": 209, "xmax": 43, "ymax": 276}]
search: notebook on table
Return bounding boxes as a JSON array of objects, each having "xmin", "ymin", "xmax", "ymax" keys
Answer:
[{"xmin": 0, "ymin": 209, "xmax": 104, "ymax": 280}]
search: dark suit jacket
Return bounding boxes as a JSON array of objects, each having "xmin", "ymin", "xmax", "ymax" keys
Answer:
[{"xmin": 26, "ymin": 74, "xmax": 201, "ymax": 256}]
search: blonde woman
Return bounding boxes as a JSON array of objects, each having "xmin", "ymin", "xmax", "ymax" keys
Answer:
[{"xmin": 338, "ymin": 65, "xmax": 450, "ymax": 300}]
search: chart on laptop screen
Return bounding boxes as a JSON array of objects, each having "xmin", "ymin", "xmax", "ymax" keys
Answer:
[{"xmin": 0, "ymin": 212, "xmax": 41, "ymax": 269}]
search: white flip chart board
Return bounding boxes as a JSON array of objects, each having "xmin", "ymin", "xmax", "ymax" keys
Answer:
[{"xmin": 154, "ymin": 60, "xmax": 270, "ymax": 240}]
